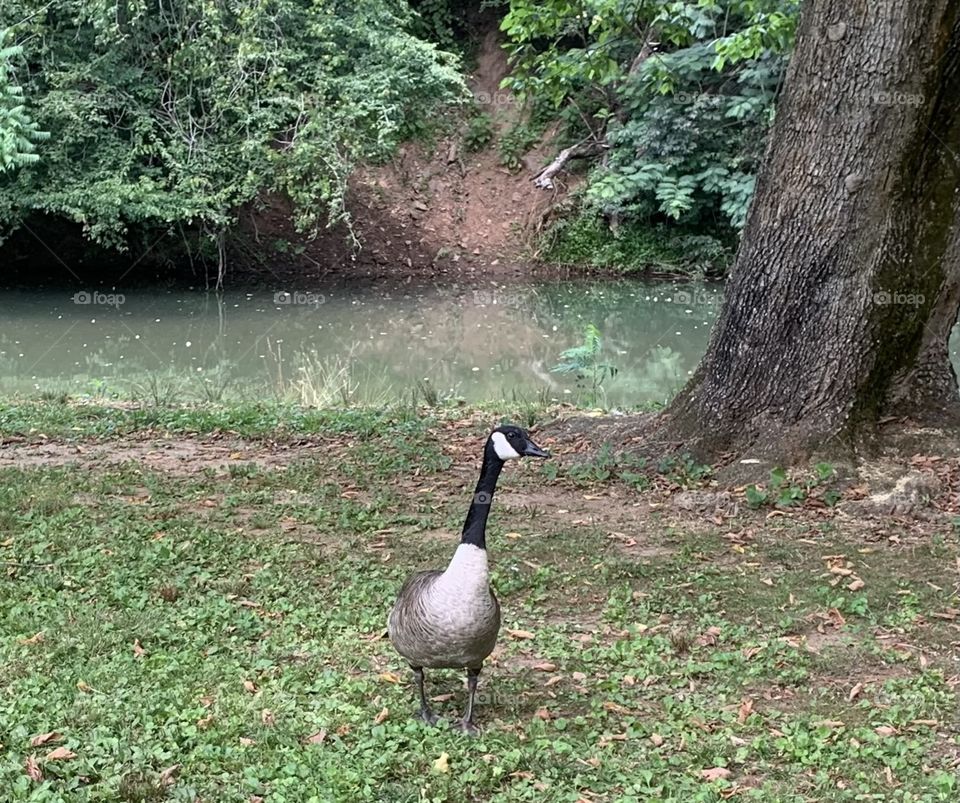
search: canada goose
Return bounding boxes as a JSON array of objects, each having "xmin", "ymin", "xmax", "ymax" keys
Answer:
[{"xmin": 387, "ymin": 424, "xmax": 550, "ymax": 734}]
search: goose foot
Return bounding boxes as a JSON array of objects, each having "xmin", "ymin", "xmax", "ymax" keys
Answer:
[
  {"xmin": 456, "ymin": 718, "xmax": 480, "ymax": 736},
  {"xmin": 417, "ymin": 708, "xmax": 440, "ymax": 727}
]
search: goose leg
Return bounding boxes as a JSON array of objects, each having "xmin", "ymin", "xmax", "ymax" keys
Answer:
[
  {"xmin": 458, "ymin": 666, "xmax": 481, "ymax": 736},
  {"xmin": 412, "ymin": 666, "xmax": 439, "ymax": 726}
]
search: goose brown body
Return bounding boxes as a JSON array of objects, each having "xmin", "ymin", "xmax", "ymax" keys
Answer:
[
  {"xmin": 386, "ymin": 425, "xmax": 549, "ymax": 733},
  {"xmin": 388, "ymin": 549, "xmax": 501, "ymax": 670}
]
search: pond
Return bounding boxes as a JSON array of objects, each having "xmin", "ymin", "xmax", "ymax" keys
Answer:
[
  {"xmin": 6, "ymin": 277, "xmax": 957, "ymax": 409},
  {"xmin": 0, "ymin": 278, "xmax": 732, "ymax": 408}
]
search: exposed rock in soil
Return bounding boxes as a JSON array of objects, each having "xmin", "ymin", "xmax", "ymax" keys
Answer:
[{"xmin": 840, "ymin": 471, "xmax": 942, "ymax": 518}]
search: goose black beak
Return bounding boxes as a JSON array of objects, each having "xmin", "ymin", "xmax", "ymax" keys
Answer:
[{"xmin": 522, "ymin": 441, "xmax": 550, "ymax": 458}]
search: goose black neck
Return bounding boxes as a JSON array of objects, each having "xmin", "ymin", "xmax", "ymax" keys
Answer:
[{"xmin": 460, "ymin": 444, "xmax": 504, "ymax": 550}]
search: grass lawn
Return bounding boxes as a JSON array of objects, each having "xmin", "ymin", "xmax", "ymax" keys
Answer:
[{"xmin": 1, "ymin": 401, "xmax": 958, "ymax": 801}]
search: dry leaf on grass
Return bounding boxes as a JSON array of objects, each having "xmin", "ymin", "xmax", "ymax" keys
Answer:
[
  {"xmin": 378, "ymin": 672, "xmax": 401, "ymax": 684},
  {"xmin": 239, "ymin": 737, "xmax": 256, "ymax": 746},
  {"xmin": 737, "ymin": 698, "xmax": 754, "ymax": 724},
  {"xmin": 848, "ymin": 682, "xmax": 864, "ymax": 702},
  {"xmin": 24, "ymin": 755, "xmax": 42, "ymax": 782},
  {"xmin": 242, "ymin": 680, "xmax": 257, "ymax": 694},
  {"xmin": 304, "ymin": 730, "xmax": 327, "ymax": 745},
  {"xmin": 45, "ymin": 747, "xmax": 76, "ymax": 761},
  {"xmin": 433, "ymin": 752, "xmax": 450, "ymax": 773},
  {"xmin": 700, "ymin": 767, "xmax": 732, "ymax": 782},
  {"xmin": 374, "ymin": 707, "xmax": 389, "ymax": 725},
  {"xmin": 29, "ymin": 732, "xmax": 61, "ymax": 747},
  {"xmin": 507, "ymin": 629, "xmax": 535, "ymax": 640},
  {"xmin": 532, "ymin": 661, "xmax": 557, "ymax": 672}
]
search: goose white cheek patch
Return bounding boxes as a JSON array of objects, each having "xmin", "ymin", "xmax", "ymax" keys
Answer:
[{"xmin": 491, "ymin": 431, "xmax": 521, "ymax": 460}]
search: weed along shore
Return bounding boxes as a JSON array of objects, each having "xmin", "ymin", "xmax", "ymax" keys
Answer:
[{"xmin": 1, "ymin": 399, "xmax": 958, "ymax": 800}]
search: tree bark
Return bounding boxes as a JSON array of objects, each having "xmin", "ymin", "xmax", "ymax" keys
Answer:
[{"xmin": 656, "ymin": 0, "xmax": 960, "ymax": 460}]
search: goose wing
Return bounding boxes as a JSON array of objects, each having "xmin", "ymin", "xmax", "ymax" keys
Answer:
[{"xmin": 387, "ymin": 569, "xmax": 443, "ymax": 638}]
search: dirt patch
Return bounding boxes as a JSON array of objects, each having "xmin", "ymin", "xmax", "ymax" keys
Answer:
[
  {"xmin": 0, "ymin": 437, "xmax": 321, "ymax": 475},
  {"xmin": 232, "ymin": 28, "xmax": 576, "ymax": 283}
]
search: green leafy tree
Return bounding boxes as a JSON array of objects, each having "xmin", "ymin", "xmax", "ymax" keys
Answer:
[
  {"xmin": 0, "ymin": 0, "xmax": 465, "ymax": 265},
  {"xmin": 502, "ymin": 0, "xmax": 799, "ymax": 237},
  {"xmin": 0, "ymin": 31, "xmax": 46, "ymax": 173}
]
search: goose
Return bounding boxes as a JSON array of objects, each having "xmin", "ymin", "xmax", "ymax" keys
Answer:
[{"xmin": 387, "ymin": 424, "xmax": 550, "ymax": 734}]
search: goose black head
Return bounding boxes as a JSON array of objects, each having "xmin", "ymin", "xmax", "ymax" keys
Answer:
[{"xmin": 488, "ymin": 424, "xmax": 550, "ymax": 461}]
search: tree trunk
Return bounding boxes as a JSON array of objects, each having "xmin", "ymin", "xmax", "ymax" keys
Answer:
[{"xmin": 658, "ymin": 0, "xmax": 960, "ymax": 460}]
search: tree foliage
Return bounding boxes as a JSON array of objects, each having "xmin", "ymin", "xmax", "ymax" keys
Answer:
[
  {"xmin": 0, "ymin": 0, "xmax": 464, "ymax": 252},
  {"xmin": 501, "ymin": 0, "xmax": 799, "ymax": 236},
  {"xmin": 0, "ymin": 31, "xmax": 46, "ymax": 174}
]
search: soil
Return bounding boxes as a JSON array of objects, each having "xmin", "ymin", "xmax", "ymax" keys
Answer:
[{"xmin": 230, "ymin": 28, "xmax": 578, "ymax": 285}]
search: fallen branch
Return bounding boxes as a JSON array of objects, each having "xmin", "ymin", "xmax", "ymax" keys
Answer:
[{"xmin": 532, "ymin": 140, "xmax": 605, "ymax": 190}]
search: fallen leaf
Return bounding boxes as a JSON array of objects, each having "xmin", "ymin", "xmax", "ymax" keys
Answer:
[
  {"xmin": 76, "ymin": 681, "xmax": 93, "ymax": 693},
  {"xmin": 378, "ymin": 672, "xmax": 401, "ymax": 684},
  {"xmin": 25, "ymin": 755, "xmax": 42, "ymax": 782},
  {"xmin": 650, "ymin": 733, "xmax": 664, "ymax": 747},
  {"xmin": 304, "ymin": 730, "xmax": 327, "ymax": 745},
  {"xmin": 532, "ymin": 661, "xmax": 557, "ymax": 672},
  {"xmin": 701, "ymin": 767, "xmax": 732, "ymax": 782},
  {"xmin": 433, "ymin": 752, "xmax": 450, "ymax": 773},
  {"xmin": 737, "ymin": 698, "xmax": 754, "ymax": 724},
  {"xmin": 133, "ymin": 639, "xmax": 146, "ymax": 658},
  {"xmin": 243, "ymin": 680, "xmax": 257, "ymax": 694},
  {"xmin": 848, "ymin": 682, "xmax": 864, "ymax": 702},
  {"xmin": 260, "ymin": 709, "xmax": 275, "ymax": 726},
  {"xmin": 507, "ymin": 629, "xmax": 535, "ymax": 640},
  {"xmin": 158, "ymin": 764, "xmax": 180, "ymax": 787},
  {"xmin": 20, "ymin": 632, "xmax": 44, "ymax": 645},
  {"xmin": 875, "ymin": 725, "xmax": 898, "ymax": 737},
  {"xmin": 374, "ymin": 707, "xmax": 389, "ymax": 725},
  {"xmin": 196, "ymin": 715, "xmax": 214, "ymax": 729},
  {"xmin": 504, "ymin": 532, "xmax": 523, "ymax": 539},
  {"xmin": 45, "ymin": 746, "xmax": 77, "ymax": 761},
  {"xmin": 533, "ymin": 707, "xmax": 552, "ymax": 720},
  {"xmin": 544, "ymin": 675, "xmax": 564, "ymax": 687},
  {"xmin": 430, "ymin": 693, "xmax": 455, "ymax": 702},
  {"xmin": 30, "ymin": 732, "xmax": 61, "ymax": 747},
  {"xmin": 572, "ymin": 671, "xmax": 587, "ymax": 682},
  {"xmin": 846, "ymin": 578, "xmax": 865, "ymax": 592},
  {"xmin": 884, "ymin": 766, "xmax": 896, "ymax": 787},
  {"xmin": 239, "ymin": 737, "xmax": 256, "ymax": 746},
  {"xmin": 603, "ymin": 701, "xmax": 631, "ymax": 715}
]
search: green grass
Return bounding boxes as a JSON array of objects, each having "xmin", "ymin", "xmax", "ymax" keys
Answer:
[{"xmin": 0, "ymin": 403, "xmax": 958, "ymax": 801}]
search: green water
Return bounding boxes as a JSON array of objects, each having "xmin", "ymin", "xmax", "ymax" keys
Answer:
[{"xmin": 0, "ymin": 278, "xmax": 717, "ymax": 407}]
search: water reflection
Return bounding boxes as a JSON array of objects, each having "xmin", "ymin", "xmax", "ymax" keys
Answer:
[{"xmin": 0, "ymin": 279, "xmax": 724, "ymax": 407}]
